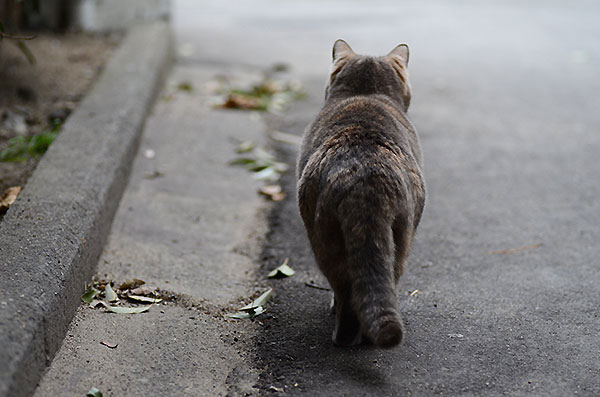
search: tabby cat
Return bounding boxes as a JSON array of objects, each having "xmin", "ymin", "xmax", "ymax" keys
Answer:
[{"xmin": 297, "ymin": 39, "xmax": 425, "ymax": 348}]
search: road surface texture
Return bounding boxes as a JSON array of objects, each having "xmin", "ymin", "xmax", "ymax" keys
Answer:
[{"xmin": 35, "ymin": 0, "xmax": 599, "ymax": 395}]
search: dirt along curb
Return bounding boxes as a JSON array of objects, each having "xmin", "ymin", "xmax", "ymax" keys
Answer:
[{"xmin": 0, "ymin": 21, "xmax": 172, "ymax": 397}]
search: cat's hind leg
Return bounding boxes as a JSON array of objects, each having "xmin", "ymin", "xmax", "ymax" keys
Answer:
[{"xmin": 332, "ymin": 291, "xmax": 362, "ymax": 346}]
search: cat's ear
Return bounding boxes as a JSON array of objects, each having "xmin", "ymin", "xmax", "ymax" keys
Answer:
[
  {"xmin": 387, "ymin": 44, "xmax": 410, "ymax": 66},
  {"xmin": 332, "ymin": 39, "xmax": 355, "ymax": 61}
]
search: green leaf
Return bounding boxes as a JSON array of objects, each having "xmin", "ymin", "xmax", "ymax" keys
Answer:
[
  {"xmin": 267, "ymin": 258, "xmax": 295, "ymax": 279},
  {"xmin": 104, "ymin": 284, "xmax": 118, "ymax": 302},
  {"xmin": 177, "ymin": 81, "xmax": 193, "ymax": 92},
  {"xmin": 247, "ymin": 163, "xmax": 270, "ymax": 173},
  {"xmin": 86, "ymin": 387, "xmax": 103, "ymax": 397},
  {"xmin": 225, "ymin": 306, "xmax": 265, "ymax": 319},
  {"xmin": 81, "ymin": 287, "xmax": 101, "ymax": 303},
  {"xmin": 252, "ymin": 167, "xmax": 279, "ymax": 181},
  {"xmin": 235, "ymin": 140, "xmax": 256, "ymax": 153},
  {"xmin": 228, "ymin": 157, "xmax": 256, "ymax": 166},
  {"xmin": 238, "ymin": 288, "xmax": 272, "ymax": 311}
]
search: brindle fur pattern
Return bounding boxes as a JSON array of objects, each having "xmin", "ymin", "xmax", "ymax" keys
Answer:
[{"xmin": 297, "ymin": 40, "xmax": 425, "ymax": 348}]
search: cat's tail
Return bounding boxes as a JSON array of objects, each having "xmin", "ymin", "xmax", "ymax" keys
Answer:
[{"xmin": 341, "ymin": 212, "xmax": 404, "ymax": 349}]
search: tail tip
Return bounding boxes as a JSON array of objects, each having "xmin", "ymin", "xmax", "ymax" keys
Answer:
[{"xmin": 375, "ymin": 322, "xmax": 403, "ymax": 348}]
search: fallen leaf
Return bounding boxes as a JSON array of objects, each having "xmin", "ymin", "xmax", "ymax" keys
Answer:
[
  {"xmin": 0, "ymin": 186, "xmax": 22, "ymax": 215},
  {"xmin": 488, "ymin": 243, "xmax": 543, "ymax": 255},
  {"xmin": 119, "ymin": 279, "xmax": 145, "ymax": 290},
  {"xmin": 239, "ymin": 288, "xmax": 273, "ymax": 311},
  {"xmin": 236, "ymin": 140, "xmax": 256, "ymax": 153},
  {"xmin": 271, "ymin": 63, "xmax": 290, "ymax": 72},
  {"xmin": 81, "ymin": 287, "xmax": 101, "ymax": 303},
  {"xmin": 225, "ymin": 306, "xmax": 265, "ymax": 319},
  {"xmin": 104, "ymin": 304, "xmax": 152, "ymax": 314},
  {"xmin": 130, "ymin": 286, "xmax": 157, "ymax": 295},
  {"xmin": 229, "ymin": 157, "xmax": 257, "ymax": 166},
  {"xmin": 259, "ymin": 185, "xmax": 286, "ymax": 201},
  {"xmin": 219, "ymin": 93, "xmax": 265, "ymax": 110},
  {"xmin": 127, "ymin": 295, "xmax": 163, "ymax": 303},
  {"xmin": 252, "ymin": 167, "xmax": 279, "ymax": 181},
  {"xmin": 100, "ymin": 340, "xmax": 118, "ymax": 349},
  {"xmin": 177, "ymin": 81, "xmax": 193, "ymax": 92},
  {"xmin": 89, "ymin": 299, "xmax": 104, "ymax": 308},
  {"xmin": 144, "ymin": 170, "xmax": 164, "ymax": 179},
  {"xmin": 104, "ymin": 284, "xmax": 119, "ymax": 302},
  {"xmin": 267, "ymin": 258, "xmax": 295, "ymax": 279},
  {"xmin": 86, "ymin": 387, "xmax": 103, "ymax": 397}
]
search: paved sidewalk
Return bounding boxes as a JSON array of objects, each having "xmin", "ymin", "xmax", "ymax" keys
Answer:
[
  {"xmin": 33, "ymin": 61, "xmax": 272, "ymax": 395},
  {"xmin": 0, "ymin": 22, "xmax": 170, "ymax": 397}
]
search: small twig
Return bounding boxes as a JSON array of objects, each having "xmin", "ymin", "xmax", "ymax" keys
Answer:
[
  {"xmin": 100, "ymin": 340, "xmax": 118, "ymax": 349},
  {"xmin": 304, "ymin": 281, "xmax": 330, "ymax": 291},
  {"xmin": 0, "ymin": 31, "xmax": 37, "ymax": 40}
]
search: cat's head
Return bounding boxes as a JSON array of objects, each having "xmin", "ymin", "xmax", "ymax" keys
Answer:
[{"xmin": 325, "ymin": 39, "xmax": 411, "ymax": 111}]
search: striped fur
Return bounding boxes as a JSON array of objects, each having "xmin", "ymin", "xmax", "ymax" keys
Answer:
[{"xmin": 297, "ymin": 40, "xmax": 425, "ymax": 348}]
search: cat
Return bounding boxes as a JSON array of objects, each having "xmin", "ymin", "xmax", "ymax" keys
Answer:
[{"xmin": 296, "ymin": 39, "xmax": 425, "ymax": 348}]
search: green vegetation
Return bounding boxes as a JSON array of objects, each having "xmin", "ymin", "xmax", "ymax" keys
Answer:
[{"xmin": 0, "ymin": 121, "xmax": 60, "ymax": 162}]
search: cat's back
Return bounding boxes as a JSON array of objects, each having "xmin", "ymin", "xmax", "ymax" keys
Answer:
[{"xmin": 298, "ymin": 94, "xmax": 422, "ymax": 185}]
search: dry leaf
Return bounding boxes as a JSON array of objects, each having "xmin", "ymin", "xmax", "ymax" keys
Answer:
[
  {"xmin": 259, "ymin": 185, "xmax": 286, "ymax": 201},
  {"xmin": 105, "ymin": 304, "xmax": 151, "ymax": 314},
  {"xmin": 119, "ymin": 279, "xmax": 145, "ymax": 290},
  {"xmin": 0, "ymin": 186, "xmax": 22, "ymax": 215},
  {"xmin": 144, "ymin": 170, "xmax": 164, "ymax": 179},
  {"xmin": 238, "ymin": 288, "xmax": 273, "ymax": 311},
  {"xmin": 219, "ymin": 93, "xmax": 263, "ymax": 110},
  {"xmin": 130, "ymin": 286, "xmax": 157, "ymax": 295},
  {"xmin": 225, "ymin": 306, "xmax": 265, "ymax": 319},
  {"xmin": 127, "ymin": 295, "xmax": 162, "ymax": 303},
  {"xmin": 104, "ymin": 284, "xmax": 119, "ymax": 302},
  {"xmin": 267, "ymin": 258, "xmax": 295, "ymax": 278}
]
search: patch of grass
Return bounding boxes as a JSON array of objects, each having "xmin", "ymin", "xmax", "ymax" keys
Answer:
[{"xmin": 0, "ymin": 121, "xmax": 60, "ymax": 162}]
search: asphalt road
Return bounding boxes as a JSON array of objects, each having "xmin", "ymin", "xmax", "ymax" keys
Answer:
[{"xmin": 176, "ymin": 0, "xmax": 600, "ymax": 394}]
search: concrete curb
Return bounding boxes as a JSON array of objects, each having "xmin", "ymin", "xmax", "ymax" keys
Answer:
[{"xmin": 0, "ymin": 21, "xmax": 171, "ymax": 397}]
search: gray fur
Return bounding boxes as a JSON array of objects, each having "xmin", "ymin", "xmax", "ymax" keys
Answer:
[{"xmin": 297, "ymin": 40, "xmax": 425, "ymax": 348}]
